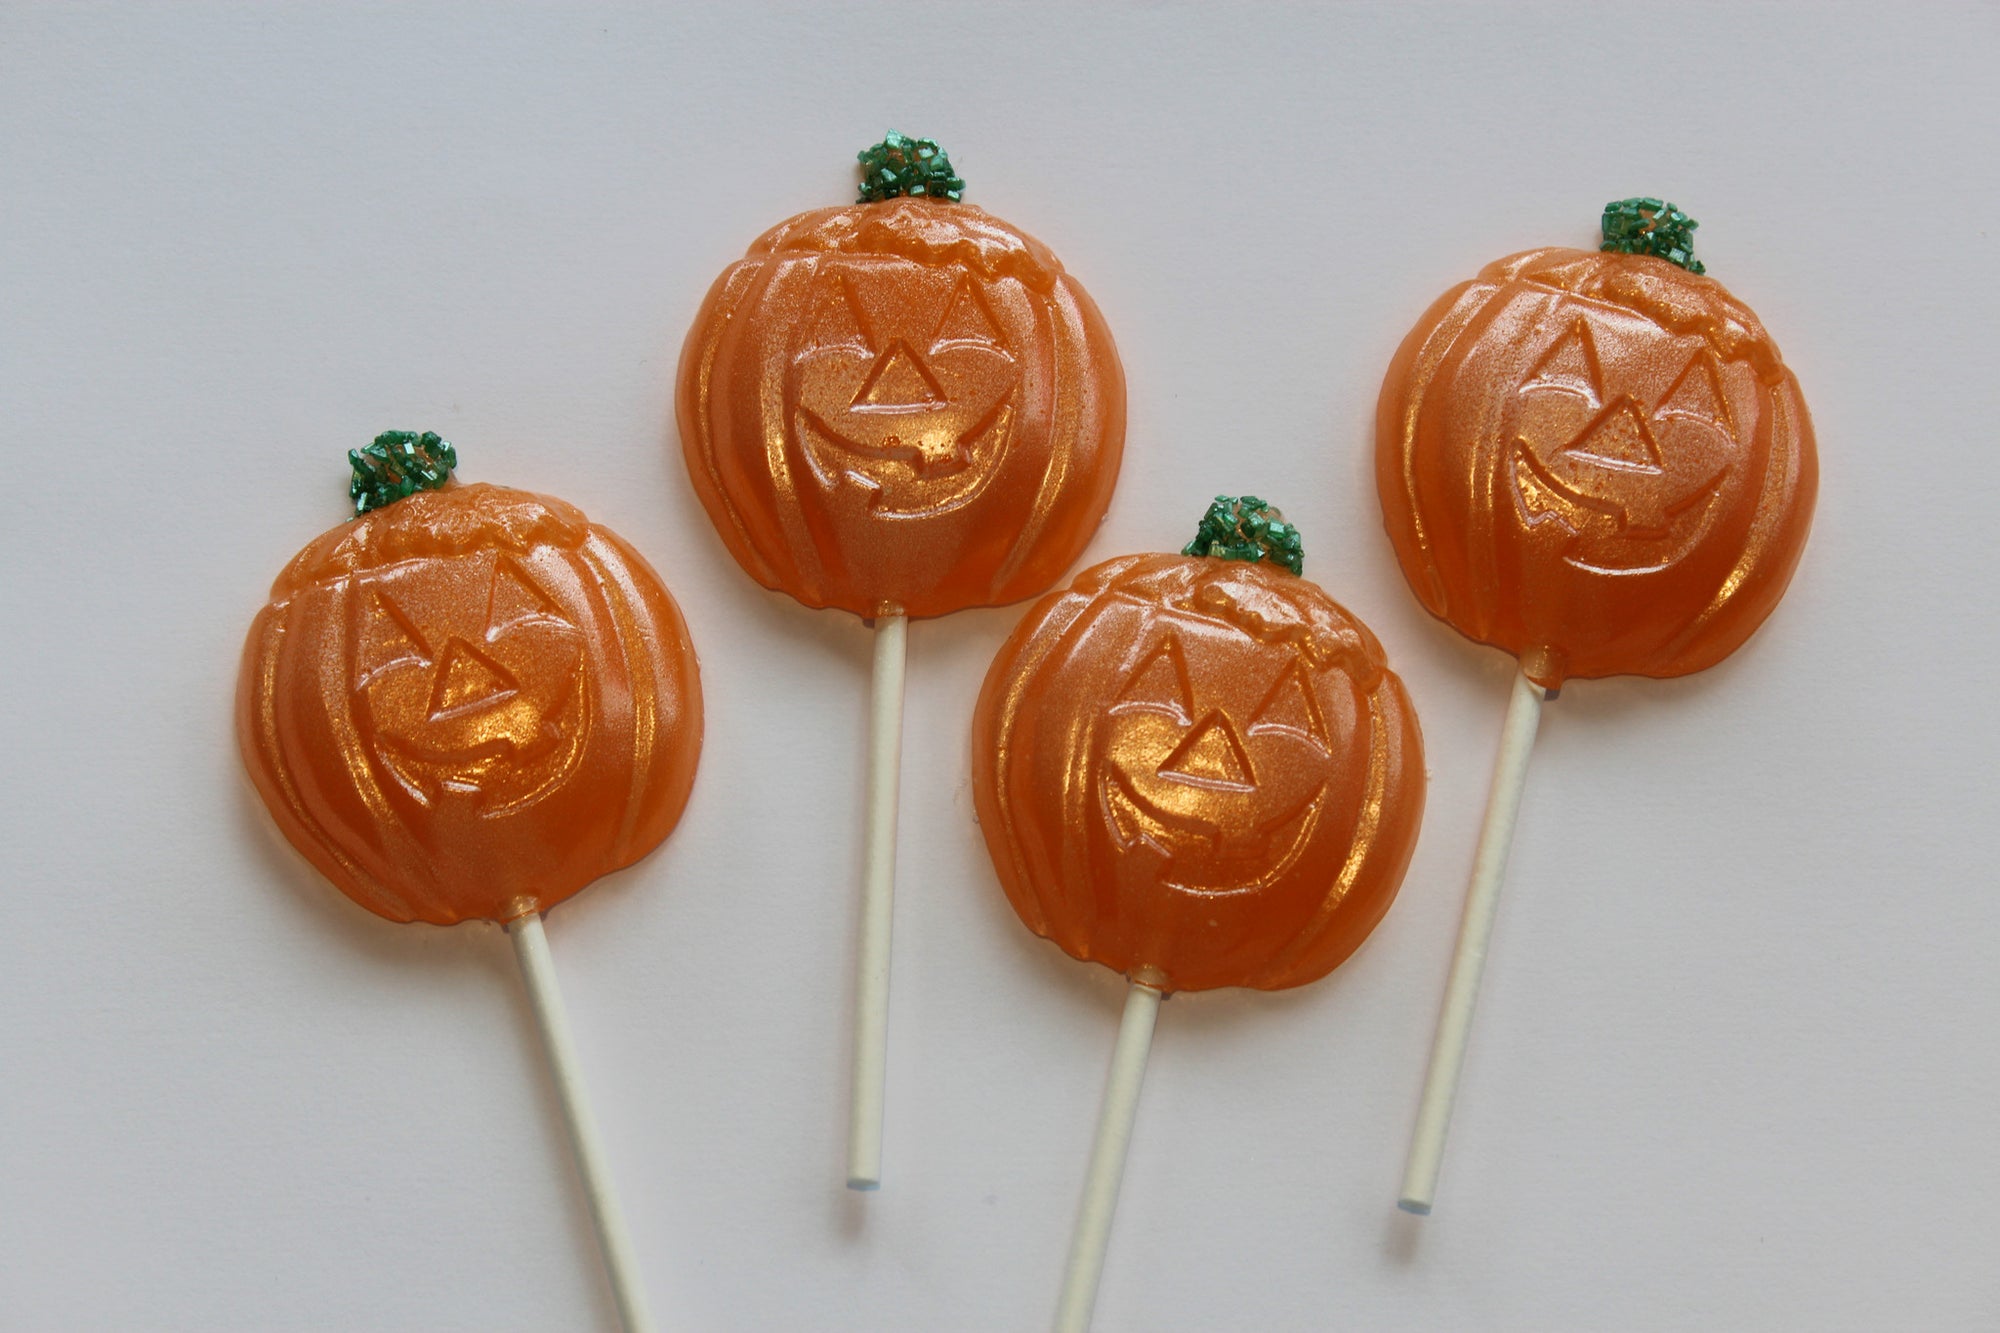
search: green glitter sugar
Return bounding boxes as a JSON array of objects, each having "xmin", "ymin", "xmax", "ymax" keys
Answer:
[
  {"xmin": 1600, "ymin": 197, "xmax": 1706, "ymax": 274},
  {"xmin": 857, "ymin": 132, "xmax": 964, "ymax": 204},
  {"xmin": 1182, "ymin": 495, "xmax": 1304, "ymax": 576},
  {"xmin": 349, "ymin": 430, "xmax": 457, "ymax": 516}
]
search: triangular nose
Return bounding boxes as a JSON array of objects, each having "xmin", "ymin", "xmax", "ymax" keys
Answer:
[
  {"xmin": 852, "ymin": 341, "xmax": 946, "ymax": 411},
  {"xmin": 1159, "ymin": 711, "xmax": 1256, "ymax": 790},
  {"xmin": 1564, "ymin": 396, "xmax": 1664, "ymax": 471},
  {"xmin": 427, "ymin": 638, "xmax": 518, "ymax": 719}
]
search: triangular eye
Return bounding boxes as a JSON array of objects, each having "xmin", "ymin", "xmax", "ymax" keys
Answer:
[
  {"xmin": 1522, "ymin": 318, "xmax": 1605, "ymax": 405},
  {"xmin": 930, "ymin": 276, "xmax": 1006, "ymax": 351},
  {"xmin": 797, "ymin": 274, "xmax": 873, "ymax": 356},
  {"xmin": 1654, "ymin": 347, "xmax": 1734, "ymax": 435},
  {"xmin": 356, "ymin": 589, "xmax": 432, "ymax": 684},
  {"xmin": 486, "ymin": 555, "xmax": 569, "ymax": 637},
  {"xmin": 1114, "ymin": 633, "xmax": 1195, "ymax": 723},
  {"xmin": 1247, "ymin": 658, "xmax": 1332, "ymax": 752}
]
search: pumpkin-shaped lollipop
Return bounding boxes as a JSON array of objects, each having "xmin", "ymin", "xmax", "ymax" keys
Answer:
[
  {"xmin": 974, "ymin": 499, "xmax": 1424, "ymax": 1332},
  {"xmin": 1378, "ymin": 201, "xmax": 1818, "ymax": 1215},
  {"xmin": 238, "ymin": 434, "xmax": 701, "ymax": 1332},
  {"xmin": 678, "ymin": 133, "xmax": 1125, "ymax": 1188}
]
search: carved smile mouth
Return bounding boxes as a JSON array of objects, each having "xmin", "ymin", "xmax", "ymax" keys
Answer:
[
  {"xmin": 1511, "ymin": 437, "xmax": 1729, "ymax": 575},
  {"xmin": 1097, "ymin": 765, "xmax": 1323, "ymax": 897},
  {"xmin": 795, "ymin": 399, "xmax": 1014, "ymax": 516},
  {"xmin": 371, "ymin": 660, "xmax": 590, "ymax": 814}
]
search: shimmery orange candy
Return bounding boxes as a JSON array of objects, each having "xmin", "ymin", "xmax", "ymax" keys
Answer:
[
  {"xmin": 238, "ymin": 483, "xmax": 702, "ymax": 925},
  {"xmin": 678, "ymin": 195, "xmax": 1125, "ymax": 618},
  {"xmin": 1377, "ymin": 246, "xmax": 1817, "ymax": 687},
  {"xmin": 973, "ymin": 553, "xmax": 1425, "ymax": 993}
]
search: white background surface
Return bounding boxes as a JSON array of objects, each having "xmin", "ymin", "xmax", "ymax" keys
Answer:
[{"xmin": 4, "ymin": 4, "xmax": 1996, "ymax": 1329}]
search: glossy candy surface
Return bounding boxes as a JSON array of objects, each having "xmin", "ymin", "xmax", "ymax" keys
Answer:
[
  {"xmin": 238, "ymin": 483, "xmax": 702, "ymax": 925},
  {"xmin": 973, "ymin": 553, "xmax": 1424, "ymax": 993},
  {"xmin": 679, "ymin": 195, "xmax": 1125, "ymax": 619},
  {"xmin": 1378, "ymin": 246, "xmax": 1817, "ymax": 687}
]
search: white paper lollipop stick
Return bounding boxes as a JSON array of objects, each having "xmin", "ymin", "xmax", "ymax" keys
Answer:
[
  {"xmin": 507, "ymin": 912, "xmax": 657, "ymax": 1333},
  {"xmin": 1399, "ymin": 666, "xmax": 1546, "ymax": 1215},
  {"xmin": 1055, "ymin": 980, "xmax": 1162, "ymax": 1333},
  {"xmin": 847, "ymin": 611, "xmax": 907, "ymax": 1190}
]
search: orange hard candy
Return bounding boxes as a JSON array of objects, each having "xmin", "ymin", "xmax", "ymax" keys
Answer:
[
  {"xmin": 238, "ymin": 482, "xmax": 703, "ymax": 925},
  {"xmin": 678, "ymin": 196, "xmax": 1125, "ymax": 619},
  {"xmin": 1377, "ymin": 246, "xmax": 1817, "ymax": 687},
  {"xmin": 973, "ymin": 552, "xmax": 1424, "ymax": 993}
]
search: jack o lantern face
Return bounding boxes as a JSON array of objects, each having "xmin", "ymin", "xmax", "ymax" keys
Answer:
[
  {"xmin": 238, "ymin": 483, "xmax": 703, "ymax": 926},
  {"xmin": 1508, "ymin": 309, "xmax": 1739, "ymax": 575},
  {"xmin": 789, "ymin": 262, "xmax": 1021, "ymax": 519},
  {"xmin": 679, "ymin": 198, "xmax": 1125, "ymax": 619},
  {"xmin": 1378, "ymin": 246, "xmax": 1816, "ymax": 686},
  {"xmin": 1095, "ymin": 622, "xmax": 1335, "ymax": 896},
  {"xmin": 972, "ymin": 554, "xmax": 1425, "ymax": 994},
  {"xmin": 353, "ymin": 549, "xmax": 591, "ymax": 815}
]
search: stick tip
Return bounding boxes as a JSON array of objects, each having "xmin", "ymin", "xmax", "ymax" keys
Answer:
[
  {"xmin": 1397, "ymin": 1196, "xmax": 1433, "ymax": 1216},
  {"xmin": 847, "ymin": 1175, "xmax": 882, "ymax": 1192}
]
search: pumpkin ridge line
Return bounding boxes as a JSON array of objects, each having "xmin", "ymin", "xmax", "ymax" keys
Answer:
[
  {"xmin": 248, "ymin": 612, "xmax": 414, "ymax": 923},
  {"xmin": 1386, "ymin": 278, "xmax": 1497, "ymax": 614},
  {"xmin": 984, "ymin": 279, "xmax": 1070, "ymax": 596},
  {"xmin": 331, "ymin": 571, "xmax": 441, "ymax": 920},
  {"xmin": 681, "ymin": 262, "xmax": 783, "ymax": 588},
  {"xmin": 579, "ymin": 534, "xmax": 654, "ymax": 868},
  {"xmin": 1249, "ymin": 684, "xmax": 1394, "ymax": 989}
]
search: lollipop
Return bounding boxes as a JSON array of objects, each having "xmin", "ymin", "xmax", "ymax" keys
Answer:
[
  {"xmin": 238, "ymin": 433, "xmax": 701, "ymax": 1331},
  {"xmin": 974, "ymin": 499, "xmax": 1424, "ymax": 1331},
  {"xmin": 1379, "ymin": 200, "xmax": 1818, "ymax": 1214},
  {"xmin": 679, "ymin": 133, "xmax": 1125, "ymax": 1188}
]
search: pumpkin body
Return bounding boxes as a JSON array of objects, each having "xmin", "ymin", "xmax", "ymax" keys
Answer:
[
  {"xmin": 1377, "ymin": 247, "xmax": 1816, "ymax": 687},
  {"xmin": 238, "ymin": 483, "xmax": 702, "ymax": 925},
  {"xmin": 679, "ymin": 198, "xmax": 1125, "ymax": 618},
  {"xmin": 973, "ymin": 554, "xmax": 1424, "ymax": 993}
]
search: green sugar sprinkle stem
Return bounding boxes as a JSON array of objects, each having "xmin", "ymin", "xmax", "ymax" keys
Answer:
[
  {"xmin": 349, "ymin": 430, "xmax": 457, "ymax": 516},
  {"xmin": 1182, "ymin": 495, "xmax": 1304, "ymax": 576},
  {"xmin": 1600, "ymin": 197, "xmax": 1707, "ymax": 275},
  {"xmin": 857, "ymin": 131, "xmax": 964, "ymax": 204}
]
